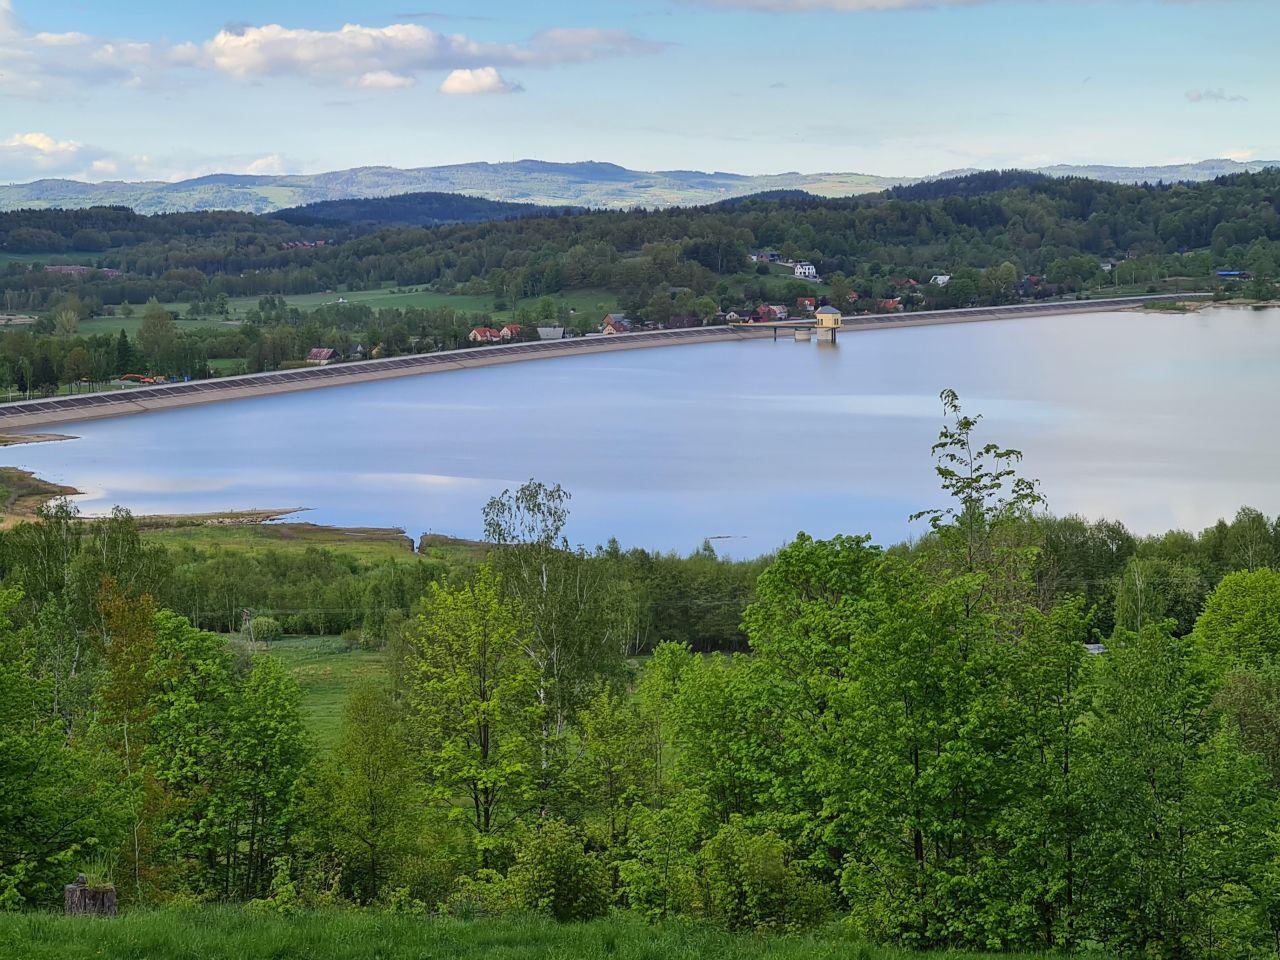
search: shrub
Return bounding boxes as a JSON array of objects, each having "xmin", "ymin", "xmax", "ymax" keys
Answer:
[
  {"xmin": 247, "ymin": 616, "xmax": 283, "ymax": 643},
  {"xmin": 698, "ymin": 819, "xmax": 832, "ymax": 932},
  {"xmin": 507, "ymin": 820, "xmax": 609, "ymax": 922},
  {"xmin": 441, "ymin": 869, "xmax": 516, "ymax": 919}
]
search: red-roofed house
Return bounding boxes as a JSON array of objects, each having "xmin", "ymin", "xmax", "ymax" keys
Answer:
[
  {"xmin": 878, "ymin": 298, "xmax": 903, "ymax": 312},
  {"xmin": 796, "ymin": 297, "xmax": 817, "ymax": 313},
  {"xmin": 500, "ymin": 324, "xmax": 523, "ymax": 340},
  {"xmin": 306, "ymin": 347, "xmax": 338, "ymax": 365},
  {"xmin": 468, "ymin": 326, "xmax": 502, "ymax": 344},
  {"xmin": 601, "ymin": 314, "xmax": 631, "ymax": 335}
]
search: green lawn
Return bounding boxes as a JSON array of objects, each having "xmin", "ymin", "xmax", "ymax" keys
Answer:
[
  {"xmin": 0, "ymin": 908, "xmax": 1062, "ymax": 960},
  {"xmin": 264, "ymin": 635, "xmax": 390, "ymax": 748}
]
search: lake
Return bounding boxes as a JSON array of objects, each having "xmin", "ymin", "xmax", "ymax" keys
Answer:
[{"xmin": 6, "ymin": 305, "xmax": 1279, "ymax": 556}]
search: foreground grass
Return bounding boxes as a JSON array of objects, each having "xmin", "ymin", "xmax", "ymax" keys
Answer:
[{"xmin": 0, "ymin": 908, "xmax": 1057, "ymax": 960}]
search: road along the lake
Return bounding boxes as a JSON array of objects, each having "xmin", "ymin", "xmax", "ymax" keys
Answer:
[{"xmin": 0, "ymin": 294, "xmax": 1207, "ymax": 431}]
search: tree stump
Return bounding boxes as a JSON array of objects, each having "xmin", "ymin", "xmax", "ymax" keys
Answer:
[{"xmin": 64, "ymin": 874, "xmax": 118, "ymax": 917}]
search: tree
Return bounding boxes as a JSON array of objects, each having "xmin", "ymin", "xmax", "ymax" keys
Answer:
[
  {"xmin": 222, "ymin": 655, "xmax": 309, "ymax": 899},
  {"xmin": 0, "ymin": 587, "xmax": 123, "ymax": 907},
  {"xmin": 1080, "ymin": 623, "xmax": 1271, "ymax": 957},
  {"xmin": 482, "ymin": 481, "xmax": 624, "ymax": 814},
  {"xmin": 1193, "ymin": 568, "xmax": 1280, "ymax": 668},
  {"xmin": 114, "ymin": 329, "xmax": 134, "ymax": 374},
  {"xmin": 1113, "ymin": 555, "xmax": 1204, "ymax": 636},
  {"xmin": 136, "ymin": 300, "xmax": 177, "ymax": 374},
  {"xmin": 407, "ymin": 567, "xmax": 540, "ymax": 861},
  {"xmin": 577, "ymin": 689, "xmax": 655, "ymax": 851},
  {"xmin": 321, "ymin": 684, "xmax": 420, "ymax": 903}
]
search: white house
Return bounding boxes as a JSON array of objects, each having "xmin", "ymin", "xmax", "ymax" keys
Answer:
[
  {"xmin": 929, "ymin": 275, "xmax": 952, "ymax": 287},
  {"xmin": 794, "ymin": 261, "xmax": 819, "ymax": 281}
]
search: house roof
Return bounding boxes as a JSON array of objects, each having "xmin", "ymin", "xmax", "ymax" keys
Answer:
[
  {"xmin": 306, "ymin": 348, "xmax": 337, "ymax": 361},
  {"xmin": 501, "ymin": 324, "xmax": 522, "ymax": 334},
  {"xmin": 815, "ymin": 306, "xmax": 841, "ymax": 316}
]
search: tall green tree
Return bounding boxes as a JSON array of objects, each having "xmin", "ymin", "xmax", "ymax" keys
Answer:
[{"xmin": 407, "ymin": 567, "xmax": 540, "ymax": 863}]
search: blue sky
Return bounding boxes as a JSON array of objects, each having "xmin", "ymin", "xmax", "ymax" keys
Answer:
[{"xmin": 0, "ymin": 0, "xmax": 1274, "ymax": 182}]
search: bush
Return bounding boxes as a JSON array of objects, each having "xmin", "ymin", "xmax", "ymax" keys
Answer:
[
  {"xmin": 698, "ymin": 819, "xmax": 831, "ymax": 932},
  {"xmin": 441, "ymin": 869, "xmax": 516, "ymax": 919},
  {"xmin": 507, "ymin": 820, "xmax": 609, "ymax": 922},
  {"xmin": 247, "ymin": 616, "xmax": 282, "ymax": 643}
]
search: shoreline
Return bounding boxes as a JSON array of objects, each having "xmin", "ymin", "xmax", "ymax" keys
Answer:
[
  {"xmin": 0, "ymin": 294, "xmax": 1209, "ymax": 433},
  {"xmin": 0, "ymin": 432, "xmax": 75, "ymax": 446}
]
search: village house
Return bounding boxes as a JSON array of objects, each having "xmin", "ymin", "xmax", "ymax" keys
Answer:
[
  {"xmin": 305, "ymin": 347, "xmax": 337, "ymax": 365},
  {"xmin": 796, "ymin": 297, "xmax": 817, "ymax": 313},
  {"xmin": 750, "ymin": 250, "xmax": 782, "ymax": 263},
  {"xmin": 929, "ymin": 275, "xmax": 952, "ymax": 287},
  {"xmin": 878, "ymin": 297, "xmax": 903, "ymax": 312},
  {"xmin": 500, "ymin": 323, "xmax": 523, "ymax": 341},
  {"xmin": 794, "ymin": 261, "xmax": 819, "ymax": 281},
  {"xmin": 756, "ymin": 304, "xmax": 789, "ymax": 322},
  {"xmin": 468, "ymin": 326, "xmax": 502, "ymax": 344},
  {"xmin": 601, "ymin": 313, "xmax": 631, "ymax": 334}
]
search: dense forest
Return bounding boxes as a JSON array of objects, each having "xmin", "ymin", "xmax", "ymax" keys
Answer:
[
  {"xmin": 3, "ymin": 169, "xmax": 1279, "ymax": 394},
  {"xmin": 7, "ymin": 395, "xmax": 1280, "ymax": 957},
  {"xmin": 270, "ymin": 192, "xmax": 576, "ymax": 228}
]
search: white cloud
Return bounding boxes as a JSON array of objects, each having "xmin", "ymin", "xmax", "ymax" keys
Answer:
[
  {"xmin": 1185, "ymin": 88, "xmax": 1247, "ymax": 103},
  {"xmin": 0, "ymin": 130, "xmax": 305, "ymax": 183},
  {"xmin": 0, "ymin": 5, "xmax": 661, "ymax": 97},
  {"xmin": 245, "ymin": 154, "xmax": 287, "ymax": 175},
  {"xmin": 0, "ymin": 131, "xmax": 100, "ymax": 177},
  {"xmin": 356, "ymin": 69, "xmax": 416, "ymax": 89},
  {"xmin": 3, "ymin": 131, "xmax": 81, "ymax": 155},
  {"xmin": 196, "ymin": 21, "xmax": 656, "ymax": 87},
  {"xmin": 439, "ymin": 67, "xmax": 521, "ymax": 95}
]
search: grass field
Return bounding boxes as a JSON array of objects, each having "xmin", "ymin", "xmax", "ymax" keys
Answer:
[
  {"xmin": 142, "ymin": 285, "xmax": 619, "ymax": 325},
  {"xmin": 78, "ymin": 314, "xmax": 233, "ymax": 337},
  {"xmin": 141, "ymin": 520, "xmax": 416, "ymax": 562},
  {"xmin": 263, "ymin": 635, "xmax": 391, "ymax": 747},
  {"xmin": 0, "ymin": 908, "xmax": 1051, "ymax": 960}
]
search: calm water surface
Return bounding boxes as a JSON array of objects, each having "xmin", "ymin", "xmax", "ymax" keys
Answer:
[{"xmin": 6, "ymin": 306, "xmax": 1279, "ymax": 555}]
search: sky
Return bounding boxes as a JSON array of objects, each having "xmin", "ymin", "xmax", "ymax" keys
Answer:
[{"xmin": 0, "ymin": 0, "xmax": 1275, "ymax": 183}]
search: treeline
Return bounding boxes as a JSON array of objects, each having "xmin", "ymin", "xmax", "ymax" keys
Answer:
[
  {"xmin": 0, "ymin": 298, "xmax": 505, "ymax": 394},
  {"xmin": 9, "ymin": 399, "xmax": 1280, "ymax": 957},
  {"xmin": 271, "ymin": 191, "xmax": 574, "ymax": 228}
]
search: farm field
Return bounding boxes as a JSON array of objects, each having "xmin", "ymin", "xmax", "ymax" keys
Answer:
[{"xmin": 0, "ymin": 908, "xmax": 1053, "ymax": 960}]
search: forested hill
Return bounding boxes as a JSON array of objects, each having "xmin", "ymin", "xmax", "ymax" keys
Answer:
[
  {"xmin": 4, "ymin": 169, "xmax": 1280, "ymax": 335},
  {"xmin": 272, "ymin": 191, "xmax": 576, "ymax": 228}
]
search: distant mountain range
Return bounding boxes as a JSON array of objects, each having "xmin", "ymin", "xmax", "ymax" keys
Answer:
[{"xmin": 1, "ymin": 158, "xmax": 1276, "ymax": 215}]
